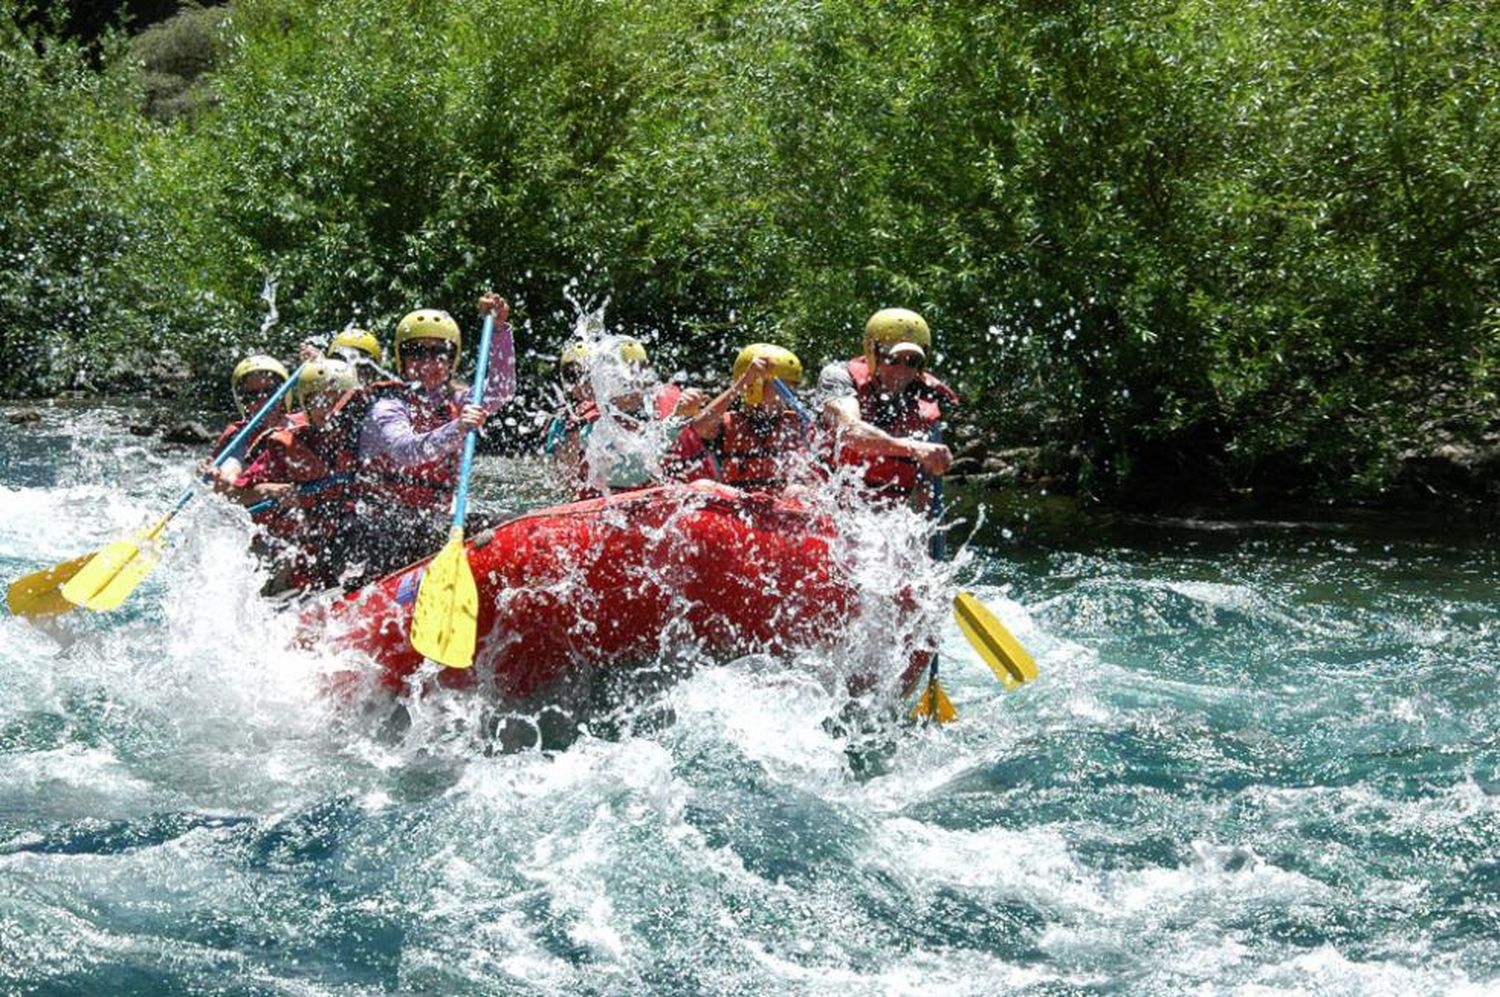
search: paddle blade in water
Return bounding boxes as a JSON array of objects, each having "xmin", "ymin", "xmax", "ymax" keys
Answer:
[
  {"xmin": 908, "ymin": 678, "xmax": 959, "ymax": 724},
  {"xmin": 59, "ymin": 536, "xmax": 161, "ymax": 612},
  {"xmin": 7, "ymin": 553, "xmax": 95, "ymax": 617},
  {"xmin": 410, "ymin": 527, "xmax": 479, "ymax": 669},
  {"xmin": 954, "ymin": 591, "xmax": 1038, "ymax": 690}
]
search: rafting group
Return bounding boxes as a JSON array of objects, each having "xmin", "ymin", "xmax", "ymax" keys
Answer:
[
  {"xmin": 7, "ymin": 292, "xmax": 1036, "ymax": 721},
  {"xmin": 202, "ymin": 293, "xmax": 961, "ymax": 599}
]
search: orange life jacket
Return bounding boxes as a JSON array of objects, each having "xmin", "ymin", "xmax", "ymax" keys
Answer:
[
  {"xmin": 240, "ymin": 404, "xmax": 357, "ymax": 529},
  {"xmin": 719, "ymin": 408, "xmax": 806, "ymax": 491},
  {"xmin": 836, "ymin": 356, "xmax": 959, "ymax": 496},
  {"xmin": 358, "ymin": 380, "xmax": 461, "ymax": 513},
  {"xmin": 291, "ymin": 388, "xmax": 365, "ymax": 520}
]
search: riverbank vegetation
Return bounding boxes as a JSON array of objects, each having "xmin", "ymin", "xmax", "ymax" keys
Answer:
[{"xmin": 2, "ymin": 0, "xmax": 1496, "ymax": 506}]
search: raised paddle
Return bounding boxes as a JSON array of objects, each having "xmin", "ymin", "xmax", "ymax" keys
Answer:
[
  {"xmin": 4, "ymin": 365, "xmax": 305, "ymax": 617},
  {"xmin": 408, "ymin": 312, "xmax": 496, "ymax": 669}
]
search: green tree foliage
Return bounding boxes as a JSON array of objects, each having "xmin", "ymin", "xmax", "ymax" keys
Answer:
[
  {"xmin": 1, "ymin": 0, "xmax": 1495, "ymax": 502},
  {"xmin": 134, "ymin": 2, "xmax": 227, "ymax": 121},
  {"xmin": 0, "ymin": 8, "xmax": 155, "ymax": 392}
]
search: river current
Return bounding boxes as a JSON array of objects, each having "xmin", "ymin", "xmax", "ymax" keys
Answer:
[{"xmin": 2, "ymin": 404, "xmax": 1497, "ymax": 995}]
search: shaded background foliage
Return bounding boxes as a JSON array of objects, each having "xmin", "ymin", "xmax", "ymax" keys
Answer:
[{"xmin": 1, "ymin": 0, "xmax": 1496, "ymax": 504}]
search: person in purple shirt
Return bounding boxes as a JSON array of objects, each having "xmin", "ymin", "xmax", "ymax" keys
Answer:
[{"xmin": 350, "ymin": 292, "xmax": 516, "ymax": 582}]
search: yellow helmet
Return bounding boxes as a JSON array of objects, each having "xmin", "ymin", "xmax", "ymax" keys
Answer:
[
  {"xmin": 618, "ymin": 337, "xmax": 649, "ymax": 365},
  {"xmin": 393, "ymin": 309, "xmax": 460, "ymax": 371},
  {"xmin": 732, "ymin": 343, "xmax": 803, "ymax": 406},
  {"xmin": 558, "ymin": 341, "xmax": 591, "ymax": 385},
  {"xmin": 862, "ymin": 308, "xmax": 931, "ymax": 371},
  {"xmin": 230, "ymin": 354, "xmax": 289, "ymax": 415},
  {"xmin": 557, "ymin": 338, "xmax": 650, "ymax": 383},
  {"xmin": 293, "ymin": 358, "xmax": 358, "ymax": 410},
  {"xmin": 329, "ymin": 327, "xmax": 382, "ymax": 363}
]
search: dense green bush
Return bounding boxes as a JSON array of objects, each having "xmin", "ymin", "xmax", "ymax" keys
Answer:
[
  {"xmin": 134, "ymin": 2, "xmax": 226, "ymax": 121},
  {"xmin": 0, "ymin": 11, "xmax": 138, "ymax": 391},
  {"xmin": 1, "ymin": 0, "xmax": 1495, "ymax": 503}
]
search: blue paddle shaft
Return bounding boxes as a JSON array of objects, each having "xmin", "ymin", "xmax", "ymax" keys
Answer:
[
  {"xmin": 928, "ymin": 474, "xmax": 946, "ymax": 560},
  {"xmin": 450, "ymin": 313, "xmax": 496, "ymax": 527},
  {"xmin": 922, "ymin": 420, "xmax": 947, "ymax": 560},
  {"xmin": 245, "ymin": 472, "xmax": 355, "ymax": 515},
  {"xmin": 179, "ymin": 365, "xmax": 305, "ymax": 521},
  {"xmin": 211, "ymin": 366, "xmax": 303, "ymax": 472},
  {"xmin": 769, "ymin": 377, "xmax": 814, "ymax": 432}
]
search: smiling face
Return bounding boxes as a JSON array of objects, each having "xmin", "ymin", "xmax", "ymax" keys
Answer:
[
  {"xmin": 874, "ymin": 344, "xmax": 925, "ymax": 394},
  {"xmin": 400, "ymin": 338, "xmax": 454, "ymax": 391},
  {"xmin": 238, "ymin": 372, "xmax": 284, "ymax": 419}
]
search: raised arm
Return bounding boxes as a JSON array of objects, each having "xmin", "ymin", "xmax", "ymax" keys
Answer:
[
  {"xmin": 475, "ymin": 292, "xmax": 517, "ymax": 410},
  {"xmin": 689, "ymin": 357, "xmax": 772, "ymax": 440}
]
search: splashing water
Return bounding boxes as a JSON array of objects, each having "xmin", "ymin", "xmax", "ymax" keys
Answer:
[
  {"xmin": 258, "ymin": 275, "xmax": 279, "ymax": 340},
  {"xmin": 3, "ymin": 404, "xmax": 1499, "ymax": 993},
  {"xmin": 544, "ymin": 303, "xmax": 699, "ymax": 498}
]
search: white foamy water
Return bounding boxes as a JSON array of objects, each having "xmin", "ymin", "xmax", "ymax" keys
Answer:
[{"xmin": 3, "ymin": 405, "xmax": 1499, "ymax": 994}]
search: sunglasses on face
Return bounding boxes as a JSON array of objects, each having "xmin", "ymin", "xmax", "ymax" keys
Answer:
[
  {"xmin": 403, "ymin": 342, "xmax": 452, "ymax": 362},
  {"xmin": 880, "ymin": 352, "xmax": 925, "ymax": 370}
]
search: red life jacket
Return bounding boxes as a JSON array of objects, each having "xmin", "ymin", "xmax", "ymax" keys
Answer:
[
  {"xmin": 216, "ymin": 410, "xmax": 304, "ymax": 489},
  {"xmin": 359, "ymin": 380, "xmax": 461, "ymax": 513},
  {"xmin": 292, "ymin": 388, "xmax": 366, "ymax": 522},
  {"xmin": 565, "ymin": 398, "xmax": 601, "ymax": 439},
  {"xmin": 237, "ymin": 392, "xmax": 365, "ymax": 591},
  {"xmin": 719, "ymin": 408, "xmax": 806, "ymax": 491},
  {"xmin": 836, "ymin": 356, "xmax": 959, "ymax": 496},
  {"xmin": 236, "ymin": 426, "xmax": 328, "ymax": 540}
]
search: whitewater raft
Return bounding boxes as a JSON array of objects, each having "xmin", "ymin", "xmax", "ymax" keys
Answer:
[{"xmin": 310, "ymin": 481, "xmax": 930, "ymax": 700}]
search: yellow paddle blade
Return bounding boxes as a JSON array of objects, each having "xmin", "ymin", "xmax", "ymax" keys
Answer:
[
  {"xmin": 59, "ymin": 534, "xmax": 162, "ymax": 611},
  {"xmin": 908, "ymin": 678, "xmax": 959, "ymax": 724},
  {"xmin": 410, "ymin": 526, "xmax": 478, "ymax": 669},
  {"xmin": 954, "ymin": 591, "xmax": 1039, "ymax": 691},
  {"xmin": 7, "ymin": 553, "xmax": 96, "ymax": 617}
]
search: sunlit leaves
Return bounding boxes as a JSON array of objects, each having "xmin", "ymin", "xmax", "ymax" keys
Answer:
[{"xmin": 1, "ymin": 0, "xmax": 1495, "ymax": 502}]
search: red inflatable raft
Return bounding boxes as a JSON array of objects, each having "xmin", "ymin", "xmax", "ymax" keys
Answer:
[{"xmin": 310, "ymin": 481, "xmax": 928, "ymax": 700}]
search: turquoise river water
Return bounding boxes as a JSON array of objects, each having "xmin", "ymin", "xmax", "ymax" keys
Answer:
[{"xmin": 2, "ymin": 404, "xmax": 1498, "ymax": 995}]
